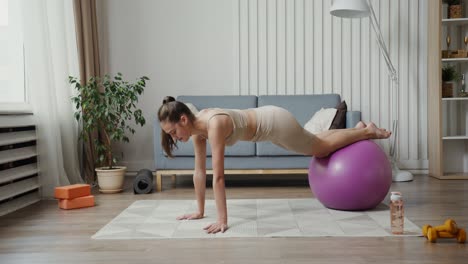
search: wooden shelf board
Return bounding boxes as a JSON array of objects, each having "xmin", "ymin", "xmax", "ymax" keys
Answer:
[
  {"xmin": 442, "ymin": 58, "xmax": 468, "ymax": 62},
  {"xmin": 430, "ymin": 172, "xmax": 468, "ymax": 180},
  {"xmin": 442, "ymin": 136, "xmax": 468, "ymax": 140},
  {"xmin": 442, "ymin": 18, "xmax": 468, "ymax": 26},
  {"xmin": 442, "ymin": 97, "xmax": 468, "ymax": 101}
]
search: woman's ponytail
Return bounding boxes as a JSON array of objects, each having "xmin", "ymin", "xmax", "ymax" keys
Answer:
[{"xmin": 157, "ymin": 96, "xmax": 195, "ymax": 157}]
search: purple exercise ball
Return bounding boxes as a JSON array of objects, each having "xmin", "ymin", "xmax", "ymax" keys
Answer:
[{"xmin": 308, "ymin": 140, "xmax": 392, "ymax": 211}]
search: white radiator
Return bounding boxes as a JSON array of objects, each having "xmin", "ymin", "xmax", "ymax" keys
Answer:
[{"xmin": 0, "ymin": 115, "xmax": 40, "ymax": 217}]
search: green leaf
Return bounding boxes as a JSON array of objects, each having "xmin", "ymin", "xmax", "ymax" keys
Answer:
[{"xmin": 68, "ymin": 73, "xmax": 149, "ymax": 167}]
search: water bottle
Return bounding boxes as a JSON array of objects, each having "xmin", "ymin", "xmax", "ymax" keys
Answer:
[{"xmin": 390, "ymin": 191, "xmax": 404, "ymax": 234}]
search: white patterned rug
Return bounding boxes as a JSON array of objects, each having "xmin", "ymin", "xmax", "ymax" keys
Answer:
[{"xmin": 92, "ymin": 198, "xmax": 421, "ymax": 239}]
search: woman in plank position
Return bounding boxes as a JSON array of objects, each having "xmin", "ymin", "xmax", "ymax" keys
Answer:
[{"xmin": 158, "ymin": 96, "xmax": 391, "ymax": 234}]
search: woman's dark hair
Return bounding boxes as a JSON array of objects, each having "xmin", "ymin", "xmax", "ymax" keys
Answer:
[{"xmin": 158, "ymin": 96, "xmax": 196, "ymax": 157}]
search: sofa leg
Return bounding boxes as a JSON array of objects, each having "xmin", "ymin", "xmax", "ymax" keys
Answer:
[
  {"xmin": 154, "ymin": 172, "xmax": 162, "ymax": 192},
  {"xmin": 171, "ymin": 174, "xmax": 177, "ymax": 188}
]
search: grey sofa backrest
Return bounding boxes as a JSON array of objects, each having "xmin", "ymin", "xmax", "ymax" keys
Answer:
[
  {"xmin": 177, "ymin": 95, "xmax": 257, "ymax": 111},
  {"xmin": 258, "ymin": 94, "xmax": 341, "ymax": 125}
]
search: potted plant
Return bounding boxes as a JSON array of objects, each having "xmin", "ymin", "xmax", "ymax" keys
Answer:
[
  {"xmin": 442, "ymin": 65, "xmax": 461, "ymax": 97},
  {"xmin": 70, "ymin": 73, "xmax": 149, "ymax": 193}
]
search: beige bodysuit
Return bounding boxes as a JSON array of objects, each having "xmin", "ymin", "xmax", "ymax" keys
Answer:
[
  {"xmin": 206, "ymin": 106, "xmax": 319, "ymax": 155},
  {"xmin": 206, "ymin": 108, "xmax": 250, "ymax": 146}
]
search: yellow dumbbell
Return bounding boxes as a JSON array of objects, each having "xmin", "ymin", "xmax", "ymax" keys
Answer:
[
  {"xmin": 425, "ymin": 227, "xmax": 466, "ymax": 243},
  {"xmin": 425, "ymin": 226, "xmax": 438, "ymax": 243},
  {"xmin": 457, "ymin": 228, "xmax": 466, "ymax": 244},
  {"xmin": 422, "ymin": 219, "xmax": 458, "ymax": 237}
]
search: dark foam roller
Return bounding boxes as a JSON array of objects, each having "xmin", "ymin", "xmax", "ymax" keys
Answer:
[{"xmin": 133, "ymin": 169, "xmax": 153, "ymax": 194}]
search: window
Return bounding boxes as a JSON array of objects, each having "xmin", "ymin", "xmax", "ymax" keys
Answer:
[{"xmin": 0, "ymin": 0, "xmax": 28, "ymax": 111}]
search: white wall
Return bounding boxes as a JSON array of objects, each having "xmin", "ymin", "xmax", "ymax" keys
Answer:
[{"xmin": 97, "ymin": 0, "xmax": 428, "ymax": 171}]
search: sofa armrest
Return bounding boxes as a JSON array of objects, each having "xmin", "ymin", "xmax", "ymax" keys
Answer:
[{"xmin": 346, "ymin": 111, "xmax": 361, "ymax": 128}]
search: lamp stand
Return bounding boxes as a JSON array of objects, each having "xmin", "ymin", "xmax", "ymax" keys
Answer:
[{"xmin": 367, "ymin": 1, "xmax": 413, "ymax": 182}]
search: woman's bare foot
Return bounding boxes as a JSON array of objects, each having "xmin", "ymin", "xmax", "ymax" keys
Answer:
[
  {"xmin": 366, "ymin": 122, "xmax": 391, "ymax": 139},
  {"xmin": 355, "ymin": 121, "xmax": 366, "ymax": 129}
]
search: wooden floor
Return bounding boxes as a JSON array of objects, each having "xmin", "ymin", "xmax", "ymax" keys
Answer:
[{"xmin": 0, "ymin": 174, "xmax": 467, "ymax": 264}]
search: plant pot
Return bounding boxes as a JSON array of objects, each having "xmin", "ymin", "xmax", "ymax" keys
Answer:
[
  {"xmin": 442, "ymin": 82, "xmax": 455, "ymax": 98},
  {"xmin": 95, "ymin": 166, "xmax": 126, "ymax": 193},
  {"xmin": 449, "ymin": 5, "xmax": 462, "ymax": 19}
]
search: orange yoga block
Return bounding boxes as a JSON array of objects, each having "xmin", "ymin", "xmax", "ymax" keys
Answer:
[
  {"xmin": 58, "ymin": 195, "xmax": 95, "ymax": 210},
  {"xmin": 54, "ymin": 184, "xmax": 91, "ymax": 199}
]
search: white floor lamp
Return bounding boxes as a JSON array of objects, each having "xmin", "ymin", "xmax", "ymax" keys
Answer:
[{"xmin": 330, "ymin": 0, "xmax": 413, "ymax": 182}]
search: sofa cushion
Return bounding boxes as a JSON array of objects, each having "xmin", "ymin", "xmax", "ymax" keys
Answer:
[
  {"xmin": 185, "ymin": 103, "xmax": 199, "ymax": 115},
  {"xmin": 169, "ymin": 138, "xmax": 256, "ymax": 157},
  {"xmin": 169, "ymin": 96, "xmax": 257, "ymax": 157},
  {"xmin": 304, "ymin": 107, "xmax": 337, "ymax": 134},
  {"xmin": 256, "ymin": 94, "xmax": 341, "ymax": 156},
  {"xmin": 157, "ymin": 156, "xmax": 312, "ymax": 170},
  {"xmin": 329, "ymin": 100, "xmax": 347, "ymax": 129}
]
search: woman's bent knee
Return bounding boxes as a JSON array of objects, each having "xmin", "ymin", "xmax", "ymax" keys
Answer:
[
  {"xmin": 313, "ymin": 151, "xmax": 330, "ymax": 158},
  {"xmin": 310, "ymin": 140, "xmax": 332, "ymax": 158}
]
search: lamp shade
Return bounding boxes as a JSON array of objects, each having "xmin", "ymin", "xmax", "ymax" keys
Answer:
[{"xmin": 330, "ymin": 0, "xmax": 370, "ymax": 18}]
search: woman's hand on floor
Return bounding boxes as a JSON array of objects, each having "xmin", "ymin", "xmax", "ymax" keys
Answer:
[
  {"xmin": 204, "ymin": 221, "xmax": 228, "ymax": 234},
  {"xmin": 176, "ymin": 212, "xmax": 204, "ymax": 220}
]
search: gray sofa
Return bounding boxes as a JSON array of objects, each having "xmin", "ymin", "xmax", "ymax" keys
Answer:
[{"xmin": 153, "ymin": 94, "xmax": 361, "ymax": 191}]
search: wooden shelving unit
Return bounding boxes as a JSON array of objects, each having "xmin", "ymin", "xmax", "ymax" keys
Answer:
[{"xmin": 428, "ymin": 1, "xmax": 468, "ymax": 180}]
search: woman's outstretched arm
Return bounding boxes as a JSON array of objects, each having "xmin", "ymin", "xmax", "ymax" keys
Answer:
[
  {"xmin": 176, "ymin": 135, "xmax": 207, "ymax": 220},
  {"xmin": 204, "ymin": 119, "xmax": 228, "ymax": 234}
]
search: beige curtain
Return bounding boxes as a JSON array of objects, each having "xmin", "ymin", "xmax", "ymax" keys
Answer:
[
  {"xmin": 73, "ymin": 0, "xmax": 101, "ymax": 184},
  {"xmin": 22, "ymin": 0, "xmax": 83, "ymax": 197}
]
